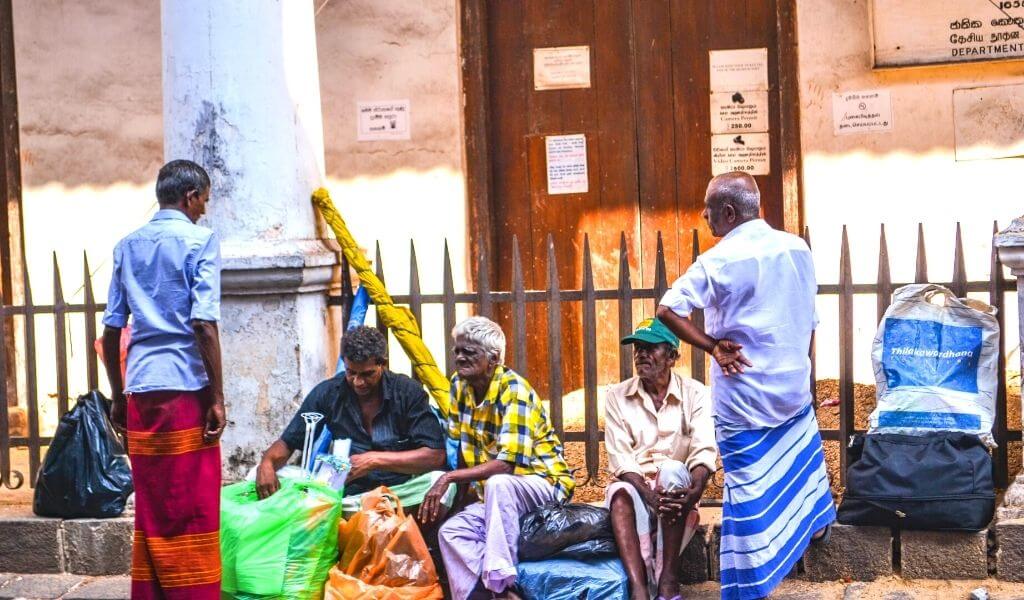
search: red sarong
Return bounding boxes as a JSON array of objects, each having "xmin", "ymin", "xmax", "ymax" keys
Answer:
[{"xmin": 127, "ymin": 389, "xmax": 221, "ymax": 599}]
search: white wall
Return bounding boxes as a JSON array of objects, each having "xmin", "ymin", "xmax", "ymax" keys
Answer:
[
  {"xmin": 314, "ymin": 0, "xmax": 469, "ymax": 375},
  {"xmin": 797, "ymin": 0, "xmax": 1024, "ymax": 382},
  {"xmin": 11, "ymin": 0, "xmax": 469, "ymax": 435}
]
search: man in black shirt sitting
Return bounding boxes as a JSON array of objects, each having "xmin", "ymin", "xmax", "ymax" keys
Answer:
[{"xmin": 255, "ymin": 326, "xmax": 452, "ymax": 518}]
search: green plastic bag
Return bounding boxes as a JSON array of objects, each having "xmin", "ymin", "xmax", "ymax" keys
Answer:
[{"xmin": 221, "ymin": 478, "xmax": 342, "ymax": 600}]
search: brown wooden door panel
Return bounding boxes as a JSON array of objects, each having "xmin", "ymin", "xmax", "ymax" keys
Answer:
[
  {"xmin": 489, "ymin": 0, "xmax": 641, "ymax": 393},
  {"xmin": 478, "ymin": 0, "xmax": 791, "ymax": 395}
]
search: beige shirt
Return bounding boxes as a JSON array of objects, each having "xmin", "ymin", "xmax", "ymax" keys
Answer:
[{"xmin": 604, "ymin": 371, "xmax": 717, "ymax": 480}]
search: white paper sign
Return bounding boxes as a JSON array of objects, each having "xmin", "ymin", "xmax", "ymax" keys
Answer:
[
  {"xmin": 534, "ymin": 46, "xmax": 591, "ymax": 91},
  {"xmin": 954, "ymin": 83, "xmax": 1024, "ymax": 161},
  {"xmin": 832, "ymin": 90, "xmax": 893, "ymax": 135},
  {"xmin": 357, "ymin": 100, "xmax": 411, "ymax": 141},
  {"xmin": 545, "ymin": 134, "xmax": 588, "ymax": 195},
  {"xmin": 711, "ymin": 133, "xmax": 770, "ymax": 176},
  {"xmin": 710, "ymin": 90, "xmax": 769, "ymax": 134},
  {"xmin": 709, "ymin": 48, "xmax": 769, "ymax": 92}
]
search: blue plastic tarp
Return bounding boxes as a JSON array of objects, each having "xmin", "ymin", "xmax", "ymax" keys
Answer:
[{"xmin": 516, "ymin": 557, "xmax": 628, "ymax": 600}]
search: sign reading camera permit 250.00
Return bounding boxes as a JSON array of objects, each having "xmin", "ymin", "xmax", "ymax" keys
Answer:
[
  {"xmin": 872, "ymin": 0, "xmax": 1024, "ymax": 67},
  {"xmin": 711, "ymin": 133, "xmax": 770, "ymax": 176},
  {"xmin": 710, "ymin": 90, "xmax": 769, "ymax": 134}
]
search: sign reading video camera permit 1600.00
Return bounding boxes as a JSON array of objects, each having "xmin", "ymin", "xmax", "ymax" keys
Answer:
[{"xmin": 711, "ymin": 133, "xmax": 770, "ymax": 176}]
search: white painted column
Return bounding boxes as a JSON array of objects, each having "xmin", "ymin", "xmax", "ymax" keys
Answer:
[
  {"xmin": 162, "ymin": 0, "xmax": 336, "ymax": 478},
  {"xmin": 996, "ymin": 218, "xmax": 1024, "ymax": 518}
]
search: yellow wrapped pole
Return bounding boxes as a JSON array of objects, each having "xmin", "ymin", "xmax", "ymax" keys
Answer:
[{"xmin": 312, "ymin": 188, "xmax": 451, "ymax": 415}]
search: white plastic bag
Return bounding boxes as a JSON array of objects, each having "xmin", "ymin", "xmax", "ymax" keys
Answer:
[{"xmin": 869, "ymin": 284, "xmax": 999, "ymax": 445}]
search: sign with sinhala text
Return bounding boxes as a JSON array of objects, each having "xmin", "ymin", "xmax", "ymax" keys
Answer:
[
  {"xmin": 357, "ymin": 100, "xmax": 411, "ymax": 141},
  {"xmin": 832, "ymin": 90, "xmax": 893, "ymax": 135},
  {"xmin": 545, "ymin": 134, "xmax": 589, "ymax": 195},
  {"xmin": 711, "ymin": 133, "xmax": 770, "ymax": 176},
  {"xmin": 710, "ymin": 90, "xmax": 769, "ymax": 134},
  {"xmin": 534, "ymin": 46, "xmax": 591, "ymax": 91},
  {"xmin": 872, "ymin": 0, "xmax": 1024, "ymax": 67}
]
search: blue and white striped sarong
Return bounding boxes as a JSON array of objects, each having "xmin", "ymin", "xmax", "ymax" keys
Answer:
[{"xmin": 718, "ymin": 405, "xmax": 836, "ymax": 600}]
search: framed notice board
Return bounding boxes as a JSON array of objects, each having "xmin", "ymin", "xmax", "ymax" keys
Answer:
[{"xmin": 872, "ymin": 0, "xmax": 1024, "ymax": 67}]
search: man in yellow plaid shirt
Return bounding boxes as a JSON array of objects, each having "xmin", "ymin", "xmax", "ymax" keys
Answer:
[{"xmin": 419, "ymin": 316, "xmax": 574, "ymax": 600}]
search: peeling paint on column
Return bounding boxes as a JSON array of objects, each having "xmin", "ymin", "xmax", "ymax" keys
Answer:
[{"xmin": 191, "ymin": 100, "xmax": 235, "ymax": 198}]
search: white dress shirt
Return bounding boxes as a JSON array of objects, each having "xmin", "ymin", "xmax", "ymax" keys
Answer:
[
  {"xmin": 604, "ymin": 371, "xmax": 717, "ymax": 479},
  {"xmin": 660, "ymin": 219, "xmax": 817, "ymax": 429}
]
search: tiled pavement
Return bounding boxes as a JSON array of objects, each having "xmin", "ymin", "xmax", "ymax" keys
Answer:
[{"xmin": 1, "ymin": 574, "xmax": 1023, "ymax": 600}]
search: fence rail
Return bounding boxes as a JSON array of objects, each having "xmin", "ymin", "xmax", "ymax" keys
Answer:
[
  {"xmin": 0, "ymin": 223, "xmax": 1019, "ymax": 493},
  {"xmin": 328, "ymin": 222, "xmax": 1020, "ymax": 489}
]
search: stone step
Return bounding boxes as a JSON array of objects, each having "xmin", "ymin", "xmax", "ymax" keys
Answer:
[
  {"xmin": 2, "ymin": 510, "xmax": 1021, "ymax": 585},
  {"xmin": 0, "ymin": 511, "xmax": 131, "ymax": 577}
]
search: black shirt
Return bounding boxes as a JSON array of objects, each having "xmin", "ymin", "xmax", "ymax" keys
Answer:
[{"xmin": 280, "ymin": 370, "xmax": 445, "ymax": 494}]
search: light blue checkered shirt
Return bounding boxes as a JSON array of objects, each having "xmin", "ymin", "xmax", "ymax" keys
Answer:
[{"xmin": 102, "ymin": 209, "xmax": 221, "ymax": 394}]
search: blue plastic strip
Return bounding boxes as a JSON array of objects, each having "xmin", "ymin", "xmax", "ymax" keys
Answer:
[
  {"xmin": 877, "ymin": 410, "xmax": 981, "ymax": 430},
  {"xmin": 335, "ymin": 286, "xmax": 371, "ymax": 375}
]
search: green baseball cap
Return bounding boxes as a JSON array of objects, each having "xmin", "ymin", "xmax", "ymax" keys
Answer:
[{"xmin": 620, "ymin": 317, "xmax": 679, "ymax": 348}]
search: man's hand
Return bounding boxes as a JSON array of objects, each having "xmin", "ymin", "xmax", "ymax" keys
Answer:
[
  {"xmin": 110, "ymin": 396, "xmax": 128, "ymax": 435},
  {"xmin": 203, "ymin": 399, "xmax": 226, "ymax": 443},
  {"xmin": 348, "ymin": 452, "xmax": 379, "ymax": 481},
  {"xmin": 640, "ymin": 485, "xmax": 661, "ymax": 514},
  {"xmin": 255, "ymin": 459, "xmax": 280, "ymax": 500},
  {"xmin": 711, "ymin": 339, "xmax": 752, "ymax": 376},
  {"xmin": 418, "ymin": 473, "xmax": 451, "ymax": 525}
]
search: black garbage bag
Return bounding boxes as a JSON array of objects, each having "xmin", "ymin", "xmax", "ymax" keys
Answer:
[
  {"xmin": 518, "ymin": 501, "xmax": 617, "ymax": 561},
  {"xmin": 33, "ymin": 391, "xmax": 133, "ymax": 518}
]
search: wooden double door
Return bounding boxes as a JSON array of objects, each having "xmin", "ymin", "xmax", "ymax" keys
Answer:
[{"xmin": 467, "ymin": 0, "xmax": 801, "ymax": 392}]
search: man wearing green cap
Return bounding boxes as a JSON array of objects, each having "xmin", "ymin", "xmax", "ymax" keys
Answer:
[{"xmin": 603, "ymin": 317, "xmax": 717, "ymax": 600}]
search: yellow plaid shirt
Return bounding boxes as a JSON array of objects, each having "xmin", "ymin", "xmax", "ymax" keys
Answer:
[{"xmin": 448, "ymin": 366, "xmax": 576, "ymax": 500}]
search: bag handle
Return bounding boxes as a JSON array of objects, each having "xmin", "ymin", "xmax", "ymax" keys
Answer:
[
  {"xmin": 361, "ymin": 485, "xmax": 405, "ymax": 519},
  {"xmin": 896, "ymin": 283, "xmax": 997, "ymax": 317}
]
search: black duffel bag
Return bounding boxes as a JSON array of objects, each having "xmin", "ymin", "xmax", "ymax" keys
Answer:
[
  {"xmin": 837, "ymin": 432, "xmax": 994, "ymax": 531},
  {"xmin": 519, "ymin": 502, "xmax": 618, "ymax": 561}
]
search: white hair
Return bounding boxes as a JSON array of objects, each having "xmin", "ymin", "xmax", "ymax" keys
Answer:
[
  {"xmin": 710, "ymin": 172, "xmax": 761, "ymax": 220},
  {"xmin": 452, "ymin": 316, "xmax": 506, "ymax": 364}
]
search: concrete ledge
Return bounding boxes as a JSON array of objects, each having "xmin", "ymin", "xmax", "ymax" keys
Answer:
[
  {"xmin": 63, "ymin": 519, "xmax": 133, "ymax": 576},
  {"xmin": 801, "ymin": 524, "xmax": 893, "ymax": 582},
  {"xmin": 709, "ymin": 524, "xmax": 721, "ymax": 581},
  {"xmin": 0, "ymin": 517, "xmax": 64, "ymax": 573},
  {"xmin": 679, "ymin": 524, "xmax": 711, "ymax": 583},
  {"xmin": 900, "ymin": 529, "xmax": 988, "ymax": 580},
  {"xmin": 996, "ymin": 518, "xmax": 1024, "ymax": 581}
]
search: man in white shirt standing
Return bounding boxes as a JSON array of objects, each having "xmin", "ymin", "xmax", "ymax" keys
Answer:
[
  {"xmin": 656, "ymin": 172, "xmax": 835, "ymax": 600},
  {"xmin": 604, "ymin": 318, "xmax": 717, "ymax": 600}
]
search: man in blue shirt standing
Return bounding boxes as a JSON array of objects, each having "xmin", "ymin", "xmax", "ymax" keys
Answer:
[{"xmin": 101, "ymin": 159, "xmax": 225, "ymax": 600}]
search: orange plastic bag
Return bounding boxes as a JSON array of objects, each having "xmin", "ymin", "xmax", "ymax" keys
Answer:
[{"xmin": 325, "ymin": 486, "xmax": 443, "ymax": 600}]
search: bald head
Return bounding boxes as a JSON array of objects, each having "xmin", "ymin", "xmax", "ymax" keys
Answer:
[{"xmin": 702, "ymin": 172, "xmax": 761, "ymax": 237}]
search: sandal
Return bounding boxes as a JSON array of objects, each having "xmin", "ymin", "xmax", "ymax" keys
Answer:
[{"xmin": 811, "ymin": 521, "xmax": 833, "ymax": 546}]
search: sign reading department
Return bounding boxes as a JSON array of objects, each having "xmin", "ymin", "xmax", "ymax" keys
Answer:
[{"xmin": 873, "ymin": 0, "xmax": 1024, "ymax": 67}]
